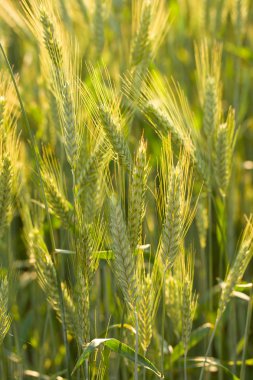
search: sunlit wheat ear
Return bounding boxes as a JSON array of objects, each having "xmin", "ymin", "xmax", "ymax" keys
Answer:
[
  {"xmin": 0, "ymin": 270, "xmax": 12, "ymax": 346},
  {"xmin": 74, "ymin": 268, "xmax": 90, "ymax": 346},
  {"xmin": 109, "ymin": 195, "xmax": 138, "ymax": 310},
  {"xmin": 39, "ymin": 8, "xmax": 63, "ymax": 70},
  {"xmin": 131, "ymin": 0, "xmax": 170, "ymax": 64},
  {"xmin": 194, "ymin": 39, "xmax": 222, "ymax": 106},
  {"xmin": 28, "ymin": 228, "xmax": 76, "ymax": 336},
  {"xmin": 217, "ymin": 216, "xmax": 253, "ymax": 322},
  {"xmin": 179, "ymin": 251, "xmax": 198, "ymax": 352},
  {"xmin": 0, "ymin": 71, "xmax": 19, "ymax": 142},
  {"xmin": 128, "ymin": 137, "xmax": 148, "ymax": 252},
  {"xmin": 203, "ymin": 76, "xmax": 218, "ymax": 138},
  {"xmin": 41, "ymin": 148, "xmax": 74, "ymax": 230},
  {"xmin": 99, "ymin": 104, "xmax": 132, "ymax": 170},
  {"xmin": 196, "ymin": 195, "xmax": 208, "ymax": 250},
  {"xmin": 81, "ymin": 65, "xmax": 132, "ymax": 170},
  {"xmin": 131, "ymin": 1, "xmax": 151, "ymax": 67},
  {"xmin": 22, "ymin": 1, "xmax": 80, "ymax": 169},
  {"xmin": 158, "ymin": 140, "xmax": 195, "ymax": 271},
  {"xmin": 214, "ymin": 108, "xmax": 237, "ymax": 197},
  {"xmin": 124, "ymin": 71, "xmax": 209, "ymax": 184},
  {"xmin": 137, "ymin": 252, "xmax": 161, "ymax": 353},
  {"xmin": 138, "ymin": 271, "xmax": 153, "ymax": 353},
  {"xmin": 93, "ymin": 0, "xmax": 104, "ymax": 56},
  {"xmin": 0, "ymin": 154, "xmax": 13, "ymax": 238},
  {"xmin": 0, "ymin": 130, "xmax": 20, "ymax": 239}
]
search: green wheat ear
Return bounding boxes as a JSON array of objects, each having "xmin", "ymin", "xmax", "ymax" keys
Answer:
[
  {"xmin": 0, "ymin": 154, "xmax": 13, "ymax": 238},
  {"xmin": 109, "ymin": 195, "xmax": 138, "ymax": 310},
  {"xmin": 41, "ymin": 149, "xmax": 74, "ymax": 230},
  {"xmin": 214, "ymin": 107, "xmax": 236, "ymax": 197},
  {"xmin": 94, "ymin": 0, "xmax": 104, "ymax": 57},
  {"xmin": 179, "ymin": 251, "xmax": 198, "ymax": 353},
  {"xmin": 28, "ymin": 228, "xmax": 76, "ymax": 337},
  {"xmin": 217, "ymin": 216, "xmax": 253, "ymax": 321},
  {"xmin": 0, "ymin": 270, "xmax": 12, "ymax": 346},
  {"xmin": 128, "ymin": 136, "xmax": 148, "ymax": 252},
  {"xmin": 99, "ymin": 104, "xmax": 132, "ymax": 171},
  {"xmin": 131, "ymin": 1, "xmax": 151, "ymax": 67}
]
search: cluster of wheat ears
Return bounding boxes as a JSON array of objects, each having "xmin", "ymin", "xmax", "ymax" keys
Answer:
[{"xmin": 0, "ymin": 0, "xmax": 252, "ymax": 379}]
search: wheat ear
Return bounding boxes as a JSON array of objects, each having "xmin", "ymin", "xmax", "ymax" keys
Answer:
[
  {"xmin": 0, "ymin": 271, "xmax": 12, "ymax": 346},
  {"xmin": 109, "ymin": 195, "xmax": 137, "ymax": 310},
  {"xmin": 128, "ymin": 137, "xmax": 148, "ymax": 252}
]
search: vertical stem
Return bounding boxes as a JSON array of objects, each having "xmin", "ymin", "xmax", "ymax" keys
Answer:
[
  {"xmin": 161, "ymin": 277, "xmax": 165, "ymax": 377},
  {"xmin": 134, "ymin": 310, "xmax": 139, "ymax": 380},
  {"xmin": 184, "ymin": 350, "xmax": 188, "ymax": 380},
  {"xmin": 85, "ymin": 359, "xmax": 89, "ymax": 380},
  {"xmin": 199, "ymin": 320, "xmax": 219, "ymax": 380},
  {"xmin": 208, "ymin": 191, "xmax": 213, "ymax": 314},
  {"xmin": 240, "ymin": 284, "xmax": 253, "ymax": 380}
]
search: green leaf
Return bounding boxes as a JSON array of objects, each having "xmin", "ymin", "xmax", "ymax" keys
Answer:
[
  {"xmin": 72, "ymin": 338, "xmax": 161, "ymax": 377},
  {"xmin": 168, "ymin": 323, "xmax": 213, "ymax": 367}
]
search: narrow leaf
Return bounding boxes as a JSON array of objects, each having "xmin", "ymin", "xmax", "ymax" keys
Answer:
[{"xmin": 72, "ymin": 338, "xmax": 161, "ymax": 377}]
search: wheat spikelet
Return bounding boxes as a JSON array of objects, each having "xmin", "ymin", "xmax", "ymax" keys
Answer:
[
  {"xmin": 180, "ymin": 252, "xmax": 198, "ymax": 352},
  {"xmin": 214, "ymin": 108, "xmax": 236, "ymax": 197},
  {"xmin": 165, "ymin": 273, "xmax": 182, "ymax": 338},
  {"xmin": 0, "ymin": 154, "xmax": 13, "ymax": 238},
  {"xmin": 159, "ymin": 166, "xmax": 183, "ymax": 269},
  {"xmin": 158, "ymin": 143, "xmax": 195, "ymax": 271},
  {"xmin": 61, "ymin": 81, "xmax": 78, "ymax": 166},
  {"xmin": 203, "ymin": 76, "xmax": 218, "ymax": 138},
  {"xmin": 109, "ymin": 195, "xmax": 137, "ymax": 310},
  {"xmin": 74, "ymin": 268, "xmax": 90, "ymax": 345},
  {"xmin": 217, "ymin": 216, "xmax": 253, "ymax": 321},
  {"xmin": 138, "ymin": 274, "xmax": 153, "ymax": 352},
  {"xmin": 41, "ymin": 150, "xmax": 74, "ymax": 230},
  {"xmin": 99, "ymin": 104, "xmax": 132, "ymax": 170},
  {"xmin": 0, "ymin": 96, "xmax": 6, "ymax": 129},
  {"xmin": 0, "ymin": 270, "xmax": 12, "ymax": 346},
  {"xmin": 194, "ymin": 40, "xmax": 222, "ymax": 105},
  {"xmin": 131, "ymin": 1, "xmax": 151, "ymax": 67},
  {"xmin": 124, "ymin": 71, "xmax": 209, "ymax": 184},
  {"xmin": 128, "ymin": 137, "xmax": 148, "ymax": 252},
  {"xmin": 94, "ymin": 0, "xmax": 104, "ymax": 56},
  {"xmin": 39, "ymin": 8, "xmax": 63, "ymax": 70},
  {"xmin": 144, "ymin": 100, "xmax": 185, "ymax": 143},
  {"xmin": 29, "ymin": 228, "xmax": 76, "ymax": 335}
]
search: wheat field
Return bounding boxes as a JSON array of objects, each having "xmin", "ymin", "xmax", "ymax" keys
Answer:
[{"xmin": 0, "ymin": 0, "xmax": 253, "ymax": 379}]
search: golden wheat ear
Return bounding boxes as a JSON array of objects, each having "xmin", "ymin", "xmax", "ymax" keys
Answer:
[
  {"xmin": 27, "ymin": 228, "xmax": 76, "ymax": 337},
  {"xmin": 157, "ymin": 140, "xmax": 195, "ymax": 271},
  {"xmin": 81, "ymin": 65, "xmax": 132, "ymax": 171}
]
